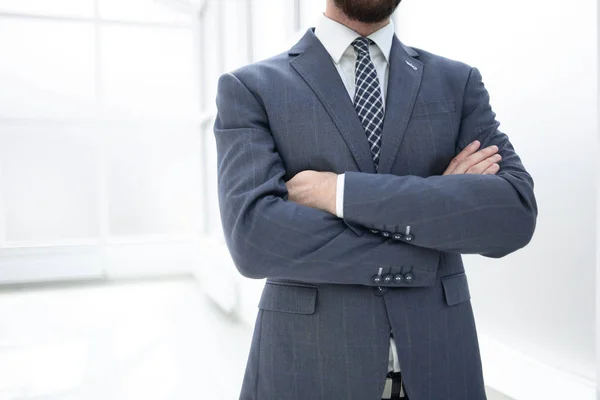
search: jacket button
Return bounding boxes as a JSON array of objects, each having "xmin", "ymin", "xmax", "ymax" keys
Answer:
[
  {"xmin": 404, "ymin": 234, "xmax": 414, "ymax": 242},
  {"xmin": 404, "ymin": 272, "xmax": 415, "ymax": 284},
  {"xmin": 373, "ymin": 275, "xmax": 383, "ymax": 284},
  {"xmin": 370, "ymin": 229, "xmax": 380, "ymax": 234},
  {"xmin": 381, "ymin": 231, "xmax": 392, "ymax": 238},
  {"xmin": 393, "ymin": 274, "xmax": 403, "ymax": 284},
  {"xmin": 374, "ymin": 286, "xmax": 387, "ymax": 296},
  {"xmin": 383, "ymin": 274, "xmax": 393, "ymax": 284},
  {"xmin": 392, "ymin": 233, "xmax": 403, "ymax": 241}
]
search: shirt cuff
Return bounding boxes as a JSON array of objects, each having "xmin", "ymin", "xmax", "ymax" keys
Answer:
[{"xmin": 335, "ymin": 173, "xmax": 345, "ymax": 219}]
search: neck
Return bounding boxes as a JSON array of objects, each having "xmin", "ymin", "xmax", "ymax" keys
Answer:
[{"xmin": 324, "ymin": 5, "xmax": 390, "ymax": 37}]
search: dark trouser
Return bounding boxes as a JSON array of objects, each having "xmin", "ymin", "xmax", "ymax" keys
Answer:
[{"xmin": 381, "ymin": 372, "xmax": 409, "ymax": 399}]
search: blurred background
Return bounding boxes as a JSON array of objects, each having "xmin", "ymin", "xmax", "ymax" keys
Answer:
[{"xmin": 0, "ymin": 0, "xmax": 597, "ymax": 399}]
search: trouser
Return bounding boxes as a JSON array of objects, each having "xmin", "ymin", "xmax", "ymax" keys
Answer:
[{"xmin": 381, "ymin": 371, "xmax": 409, "ymax": 399}]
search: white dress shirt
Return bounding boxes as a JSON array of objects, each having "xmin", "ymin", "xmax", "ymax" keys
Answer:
[{"xmin": 314, "ymin": 14, "xmax": 401, "ymax": 373}]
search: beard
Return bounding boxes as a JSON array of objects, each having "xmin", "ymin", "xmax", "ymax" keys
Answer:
[{"xmin": 332, "ymin": 0, "xmax": 402, "ymax": 23}]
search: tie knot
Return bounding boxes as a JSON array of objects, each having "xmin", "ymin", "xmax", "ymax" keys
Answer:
[{"xmin": 351, "ymin": 37, "xmax": 373, "ymax": 56}]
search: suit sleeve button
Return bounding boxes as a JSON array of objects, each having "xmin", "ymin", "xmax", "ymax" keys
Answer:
[
  {"xmin": 381, "ymin": 231, "xmax": 392, "ymax": 238},
  {"xmin": 404, "ymin": 234, "xmax": 414, "ymax": 242},
  {"xmin": 403, "ymin": 272, "xmax": 414, "ymax": 284},
  {"xmin": 393, "ymin": 274, "xmax": 403, "ymax": 284},
  {"xmin": 383, "ymin": 274, "xmax": 393, "ymax": 284},
  {"xmin": 370, "ymin": 229, "xmax": 380, "ymax": 234},
  {"xmin": 374, "ymin": 286, "xmax": 387, "ymax": 295},
  {"xmin": 373, "ymin": 275, "xmax": 383, "ymax": 284},
  {"xmin": 392, "ymin": 233, "xmax": 403, "ymax": 240}
]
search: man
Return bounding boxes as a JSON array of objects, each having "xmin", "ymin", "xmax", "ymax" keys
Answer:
[{"xmin": 213, "ymin": 0, "xmax": 537, "ymax": 398}]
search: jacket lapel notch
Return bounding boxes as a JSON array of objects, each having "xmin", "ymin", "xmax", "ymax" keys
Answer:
[
  {"xmin": 377, "ymin": 36, "xmax": 423, "ymax": 175},
  {"xmin": 289, "ymin": 29, "xmax": 376, "ymax": 174}
]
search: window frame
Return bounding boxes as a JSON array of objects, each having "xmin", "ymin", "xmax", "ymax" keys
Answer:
[{"xmin": 0, "ymin": 0, "xmax": 207, "ymax": 283}]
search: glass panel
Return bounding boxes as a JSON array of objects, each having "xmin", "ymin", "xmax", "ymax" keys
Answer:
[
  {"xmin": 98, "ymin": 0, "xmax": 192, "ymax": 24},
  {"xmin": 250, "ymin": 0, "xmax": 296, "ymax": 62},
  {"xmin": 0, "ymin": 19, "xmax": 96, "ymax": 119},
  {"xmin": 200, "ymin": 0, "xmax": 220, "ymax": 109},
  {"xmin": 222, "ymin": 0, "xmax": 250, "ymax": 72},
  {"xmin": 100, "ymin": 25, "xmax": 198, "ymax": 117},
  {"xmin": 0, "ymin": 124, "xmax": 101, "ymax": 242},
  {"xmin": 106, "ymin": 125, "xmax": 203, "ymax": 237},
  {"xmin": 0, "ymin": 0, "xmax": 94, "ymax": 17}
]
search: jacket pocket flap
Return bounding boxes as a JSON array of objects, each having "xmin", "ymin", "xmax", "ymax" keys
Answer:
[
  {"xmin": 412, "ymin": 100, "xmax": 455, "ymax": 118},
  {"xmin": 441, "ymin": 273, "xmax": 471, "ymax": 306},
  {"xmin": 259, "ymin": 281, "xmax": 317, "ymax": 315}
]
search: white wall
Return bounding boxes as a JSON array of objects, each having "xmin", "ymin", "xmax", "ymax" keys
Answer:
[{"xmin": 396, "ymin": 0, "xmax": 597, "ymax": 397}]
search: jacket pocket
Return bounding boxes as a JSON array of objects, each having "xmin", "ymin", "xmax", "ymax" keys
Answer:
[
  {"xmin": 441, "ymin": 272, "xmax": 471, "ymax": 306},
  {"xmin": 258, "ymin": 281, "xmax": 317, "ymax": 315},
  {"xmin": 411, "ymin": 100, "xmax": 455, "ymax": 118}
]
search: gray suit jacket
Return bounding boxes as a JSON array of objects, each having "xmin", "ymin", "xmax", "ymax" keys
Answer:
[{"xmin": 213, "ymin": 28, "xmax": 537, "ymax": 400}]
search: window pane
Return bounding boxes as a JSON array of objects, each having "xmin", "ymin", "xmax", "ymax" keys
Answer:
[
  {"xmin": 200, "ymin": 0, "xmax": 221, "ymax": 110},
  {"xmin": 106, "ymin": 125, "xmax": 203, "ymax": 237},
  {"xmin": 0, "ymin": 0, "xmax": 94, "ymax": 17},
  {"xmin": 100, "ymin": 26, "xmax": 198, "ymax": 117},
  {"xmin": 222, "ymin": 0, "xmax": 250, "ymax": 72},
  {"xmin": 0, "ymin": 124, "xmax": 101, "ymax": 242},
  {"xmin": 251, "ymin": 0, "xmax": 296, "ymax": 62},
  {"xmin": 0, "ymin": 19, "xmax": 96, "ymax": 119},
  {"xmin": 98, "ymin": 0, "xmax": 192, "ymax": 24}
]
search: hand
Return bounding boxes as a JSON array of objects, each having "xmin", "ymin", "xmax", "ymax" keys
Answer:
[
  {"xmin": 285, "ymin": 170, "xmax": 338, "ymax": 215},
  {"xmin": 443, "ymin": 140, "xmax": 502, "ymax": 175}
]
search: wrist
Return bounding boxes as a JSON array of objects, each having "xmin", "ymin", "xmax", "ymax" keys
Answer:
[{"xmin": 328, "ymin": 173, "xmax": 338, "ymax": 215}]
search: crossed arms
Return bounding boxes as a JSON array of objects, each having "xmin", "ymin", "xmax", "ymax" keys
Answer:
[{"xmin": 213, "ymin": 68, "xmax": 537, "ymax": 284}]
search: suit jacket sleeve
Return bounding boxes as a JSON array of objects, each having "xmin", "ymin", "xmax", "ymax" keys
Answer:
[
  {"xmin": 341, "ymin": 67, "xmax": 538, "ymax": 258},
  {"xmin": 213, "ymin": 71, "xmax": 440, "ymax": 284}
]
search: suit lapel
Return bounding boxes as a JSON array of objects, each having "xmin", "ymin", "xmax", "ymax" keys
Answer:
[
  {"xmin": 376, "ymin": 36, "xmax": 423, "ymax": 174},
  {"xmin": 289, "ymin": 29, "xmax": 376, "ymax": 174}
]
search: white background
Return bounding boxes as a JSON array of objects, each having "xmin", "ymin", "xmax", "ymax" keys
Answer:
[
  {"xmin": 0, "ymin": 0, "xmax": 596, "ymax": 398},
  {"xmin": 395, "ymin": 0, "xmax": 598, "ymax": 396}
]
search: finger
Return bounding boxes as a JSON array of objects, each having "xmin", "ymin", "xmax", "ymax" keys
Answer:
[
  {"xmin": 460, "ymin": 145, "xmax": 499, "ymax": 173},
  {"xmin": 482, "ymin": 163, "xmax": 500, "ymax": 175},
  {"xmin": 454, "ymin": 145, "xmax": 499, "ymax": 174},
  {"xmin": 466, "ymin": 154, "xmax": 502, "ymax": 174},
  {"xmin": 455, "ymin": 140, "xmax": 482, "ymax": 161},
  {"xmin": 444, "ymin": 140, "xmax": 481, "ymax": 175}
]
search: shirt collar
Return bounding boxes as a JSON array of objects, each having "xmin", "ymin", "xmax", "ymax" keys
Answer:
[{"xmin": 314, "ymin": 14, "xmax": 395, "ymax": 65}]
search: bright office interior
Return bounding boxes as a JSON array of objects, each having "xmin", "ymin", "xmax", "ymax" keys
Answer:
[{"xmin": 0, "ymin": 0, "xmax": 597, "ymax": 399}]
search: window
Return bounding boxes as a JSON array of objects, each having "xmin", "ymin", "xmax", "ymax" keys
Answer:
[
  {"xmin": 0, "ymin": 0, "xmax": 329, "ymax": 282},
  {"xmin": 250, "ymin": 0, "xmax": 296, "ymax": 62},
  {"xmin": 0, "ymin": 0, "xmax": 94, "ymax": 18},
  {"xmin": 0, "ymin": 1, "xmax": 203, "ymax": 281},
  {"xmin": 0, "ymin": 19, "xmax": 96, "ymax": 119}
]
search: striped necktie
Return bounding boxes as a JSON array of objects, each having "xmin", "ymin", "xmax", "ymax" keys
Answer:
[{"xmin": 351, "ymin": 37, "xmax": 385, "ymax": 172}]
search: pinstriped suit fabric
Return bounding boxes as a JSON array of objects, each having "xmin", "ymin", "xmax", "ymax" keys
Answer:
[{"xmin": 214, "ymin": 28, "xmax": 537, "ymax": 400}]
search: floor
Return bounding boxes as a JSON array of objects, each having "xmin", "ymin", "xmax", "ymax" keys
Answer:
[
  {"xmin": 486, "ymin": 388, "xmax": 514, "ymax": 400},
  {"xmin": 0, "ymin": 278, "xmax": 513, "ymax": 400}
]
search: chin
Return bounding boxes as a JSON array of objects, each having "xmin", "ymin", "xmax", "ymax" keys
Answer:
[{"xmin": 334, "ymin": 0, "xmax": 402, "ymax": 24}]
